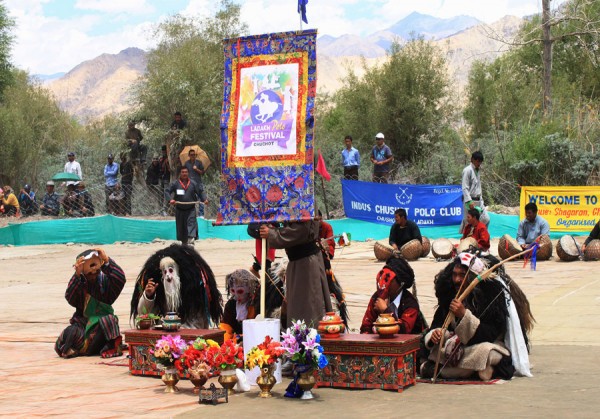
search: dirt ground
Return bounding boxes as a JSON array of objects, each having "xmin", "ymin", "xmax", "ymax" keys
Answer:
[{"xmin": 1, "ymin": 238, "xmax": 599, "ymax": 418}]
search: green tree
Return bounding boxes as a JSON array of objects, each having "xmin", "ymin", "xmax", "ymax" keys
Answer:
[
  {"xmin": 0, "ymin": 0, "xmax": 15, "ymax": 100},
  {"xmin": 132, "ymin": 0, "xmax": 247, "ymax": 163}
]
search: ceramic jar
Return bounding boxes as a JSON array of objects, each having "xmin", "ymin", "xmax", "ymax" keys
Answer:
[
  {"xmin": 317, "ymin": 311, "xmax": 345, "ymax": 339},
  {"xmin": 162, "ymin": 312, "xmax": 181, "ymax": 331},
  {"xmin": 373, "ymin": 313, "xmax": 399, "ymax": 338}
]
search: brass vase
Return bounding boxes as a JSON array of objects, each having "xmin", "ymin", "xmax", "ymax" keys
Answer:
[
  {"xmin": 162, "ymin": 368, "xmax": 180, "ymax": 393},
  {"xmin": 189, "ymin": 373, "xmax": 208, "ymax": 395},
  {"xmin": 296, "ymin": 367, "xmax": 316, "ymax": 400},
  {"xmin": 218, "ymin": 368, "xmax": 238, "ymax": 395},
  {"xmin": 256, "ymin": 365, "xmax": 276, "ymax": 398}
]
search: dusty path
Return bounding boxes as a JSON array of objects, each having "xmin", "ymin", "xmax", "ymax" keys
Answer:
[{"xmin": 1, "ymin": 238, "xmax": 599, "ymax": 417}]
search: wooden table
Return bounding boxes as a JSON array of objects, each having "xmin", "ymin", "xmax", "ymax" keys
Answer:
[
  {"xmin": 124, "ymin": 328, "xmax": 225, "ymax": 377},
  {"xmin": 316, "ymin": 333, "xmax": 421, "ymax": 392}
]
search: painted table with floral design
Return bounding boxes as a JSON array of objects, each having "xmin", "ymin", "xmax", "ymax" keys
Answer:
[
  {"xmin": 316, "ymin": 333, "xmax": 420, "ymax": 392},
  {"xmin": 124, "ymin": 328, "xmax": 225, "ymax": 377}
]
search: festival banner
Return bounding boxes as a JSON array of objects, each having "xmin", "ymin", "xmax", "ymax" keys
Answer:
[
  {"xmin": 519, "ymin": 186, "xmax": 600, "ymax": 232},
  {"xmin": 341, "ymin": 179, "xmax": 463, "ymax": 226},
  {"xmin": 216, "ymin": 30, "xmax": 317, "ymax": 225}
]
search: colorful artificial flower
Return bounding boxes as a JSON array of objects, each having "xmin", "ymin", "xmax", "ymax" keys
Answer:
[
  {"xmin": 245, "ymin": 335, "xmax": 285, "ymax": 370},
  {"xmin": 150, "ymin": 335, "xmax": 188, "ymax": 368},
  {"xmin": 280, "ymin": 320, "xmax": 328, "ymax": 370}
]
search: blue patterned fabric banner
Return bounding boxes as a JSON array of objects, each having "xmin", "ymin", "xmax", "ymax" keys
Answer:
[{"xmin": 216, "ymin": 30, "xmax": 317, "ymax": 226}]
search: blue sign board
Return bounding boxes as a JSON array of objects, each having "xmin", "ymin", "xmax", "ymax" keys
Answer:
[{"xmin": 341, "ymin": 180, "xmax": 463, "ymax": 226}]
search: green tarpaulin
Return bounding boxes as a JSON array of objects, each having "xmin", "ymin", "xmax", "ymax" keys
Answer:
[{"xmin": 0, "ymin": 213, "xmax": 587, "ymax": 247}]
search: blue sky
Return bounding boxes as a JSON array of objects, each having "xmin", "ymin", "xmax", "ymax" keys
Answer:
[{"xmin": 4, "ymin": 0, "xmax": 564, "ymax": 75}]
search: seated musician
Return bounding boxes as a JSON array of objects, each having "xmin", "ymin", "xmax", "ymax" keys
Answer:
[
  {"xmin": 360, "ymin": 256, "xmax": 425, "ymax": 334},
  {"xmin": 389, "ymin": 208, "xmax": 422, "ymax": 251},
  {"xmin": 461, "ymin": 208, "xmax": 490, "ymax": 251},
  {"xmin": 420, "ymin": 253, "xmax": 534, "ymax": 380},
  {"xmin": 516, "ymin": 202, "xmax": 550, "ymax": 249}
]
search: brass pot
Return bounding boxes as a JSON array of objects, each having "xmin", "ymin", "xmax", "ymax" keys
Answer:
[
  {"xmin": 218, "ymin": 368, "xmax": 238, "ymax": 395},
  {"xmin": 296, "ymin": 367, "xmax": 316, "ymax": 400},
  {"xmin": 161, "ymin": 368, "xmax": 180, "ymax": 393},
  {"xmin": 189, "ymin": 373, "xmax": 208, "ymax": 395},
  {"xmin": 256, "ymin": 364, "xmax": 276, "ymax": 398},
  {"xmin": 136, "ymin": 319, "xmax": 152, "ymax": 330}
]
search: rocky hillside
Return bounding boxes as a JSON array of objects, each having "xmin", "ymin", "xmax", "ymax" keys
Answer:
[
  {"xmin": 46, "ymin": 15, "xmax": 523, "ymax": 120},
  {"xmin": 46, "ymin": 47, "xmax": 146, "ymax": 121}
]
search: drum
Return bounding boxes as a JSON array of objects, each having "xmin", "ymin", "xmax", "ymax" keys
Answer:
[
  {"xmin": 584, "ymin": 239, "xmax": 600, "ymax": 261},
  {"xmin": 374, "ymin": 241, "xmax": 394, "ymax": 262},
  {"xmin": 400, "ymin": 239, "xmax": 422, "ymax": 261},
  {"xmin": 536, "ymin": 234, "xmax": 553, "ymax": 261},
  {"xmin": 457, "ymin": 237, "xmax": 478, "ymax": 254},
  {"xmin": 556, "ymin": 235, "xmax": 580, "ymax": 262},
  {"xmin": 421, "ymin": 236, "xmax": 431, "ymax": 258},
  {"xmin": 498, "ymin": 234, "xmax": 521, "ymax": 260},
  {"xmin": 431, "ymin": 238, "xmax": 454, "ymax": 260}
]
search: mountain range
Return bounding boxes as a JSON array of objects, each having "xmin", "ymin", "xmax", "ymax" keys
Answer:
[{"xmin": 43, "ymin": 12, "xmax": 523, "ymax": 121}]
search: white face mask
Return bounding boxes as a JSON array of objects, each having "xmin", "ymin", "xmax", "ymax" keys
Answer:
[{"xmin": 160, "ymin": 259, "xmax": 181, "ymax": 312}]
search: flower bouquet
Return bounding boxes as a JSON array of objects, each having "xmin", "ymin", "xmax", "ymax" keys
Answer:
[
  {"xmin": 150, "ymin": 335, "xmax": 188, "ymax": 393},
  {"xmin": 245, "ymin": 336, "xmax": 286, "ymax": 398},
  {"xmin": 205, "ymin": 339, "xmax": 244, "ymax": 394},
  {"xmin": 176, "ymin": 338, "xmax": 214, "ymax": 394},
  {"xmin": 281, "ymin": 320, "xmax": 328, "ymax": 399}
]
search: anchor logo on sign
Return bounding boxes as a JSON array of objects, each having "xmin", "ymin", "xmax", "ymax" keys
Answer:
[{"xmin": 395, "ymin": 187, "xmax": 413, "ymax": 205}]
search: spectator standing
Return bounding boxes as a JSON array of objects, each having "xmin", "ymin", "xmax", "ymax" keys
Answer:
[
  {"xmin": 103, "ymin": 154, "xmax": 119, "ymax": 214},
  {"xmin": 370, "ymin": 132, "xmax": 393, "ymax": 183},
  {"xmin": 167, "ymin": 167, "xmax": 207, "ymax": 245},
  {"xmin": 341, "ymin": 135, "xmax": 360, "ymax": 180},
  {"xmin": 460, "ymin": 151, "xmax": 485, "ymax": 234},
  {"xmin": 39, "ymin": 181, "xmax": 60, "ymax": 216},
  {"xmin": 159, "ymin": 145, "xmax": 171, "ymax": 216},
  {"xmin": 184, "ymin": 149, "xmax": 205, "ymax": 218},
  {"xmin": 18, "ymin": 184, "xmax": 38, "ymax": 216},
  {"xmin": 146, "ymin": 154, "xmax": 162, "ymax": 209},
  {"xmin": 125, "ymin": 121, "xmax": 146, "ymax": 164},
  {"xmin": 120, "ymin": 154, "xmax": 134, "ymax": 215},
  {"xmin": 64, "ymin": 152, "xmax": 82, "ymax": 186}
]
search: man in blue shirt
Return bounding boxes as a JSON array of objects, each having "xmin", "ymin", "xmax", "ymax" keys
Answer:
[
  {"xmin": 39, "ymin": 181, "xmax": 60, "ymax": 216},
  {"xmin": 341, "ymin": 135, "xmax": 360, "ymax": 180},
  {"xmin": 517, "ymin": 202, "xmax": 550, "ymax": 248},
  {"xmin": 103, "ymin": 154, "xmax": 119, "ymax": 213},
  {"xmin": 370, "ymin": 132, "xmax": 393, "ymax": 183}
]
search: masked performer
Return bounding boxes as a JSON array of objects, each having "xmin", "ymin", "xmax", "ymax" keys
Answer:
[
  {"xmin": 130, "ymin": 244, "xmax": 222, "ymax": 329},
  {"xmin": 360, "ymin": 256, "xmax": 425, "ymax": 334},
  {"xmin": 420, "ymin": 252, "xmax": 534, "ymax": 380},
  {"xmin": 260, "ymin": 221, "xmax": 333, "ymax": 328},
  {"xmin": 55, "ymin": 248, "xmax": 126, "ymax": 359},
  {"xmin": 218, "ymin": 267, "xmax": 285, "ymax": 341}
]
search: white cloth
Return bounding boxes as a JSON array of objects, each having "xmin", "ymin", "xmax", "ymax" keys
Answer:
[
  {"xmin": 235, "ymin": 301, "xmax": 249, "ymax": 322},
  {"xmin": 498, "ymin": 278, "xmax": 533, "ymax": 377}
]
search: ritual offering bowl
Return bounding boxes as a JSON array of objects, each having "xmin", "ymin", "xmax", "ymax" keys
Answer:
[
  {"xmin": 373, "ymin": 313, "xmax": 399, "ymax": 338},
  {"xmin": 162, "ymin": 312, "xmax": 181, "ymax": 331},
  {"xmin": 318, "ymin": 311, "xmax": 345, "ymax": 339},
  {"xmin": 136, "ymin": 319, "xmax": 152, "ymax": 330}
]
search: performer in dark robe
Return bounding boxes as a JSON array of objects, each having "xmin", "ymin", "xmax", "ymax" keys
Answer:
[
  {"xmin": 360, "ymin": 256, "xmax": 425, "ymax": 334},
  {"xmin": 219, "ymin": 267, "xmax": 285, "ymax": 342},
  {"xmin": 130, "ymin": 244, "xmax": 222, "ymax": 329},
  {"xmin": 260, "ymin": 220, "xmax": 333, "ymax": 328},
  {"xmin": 420, "ymin": 252, "xmax": 534, "ymax": 380},
  {"xmin": 55, "ymin": 248, "xmax": 126, "ymax": 359},
  {"xmin": 167, "ymin": 167, "xmax": 207, "ymax": 245}
]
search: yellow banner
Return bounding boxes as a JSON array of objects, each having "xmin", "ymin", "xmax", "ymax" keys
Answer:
[{"xmin": 520, "ymin": 186, "xmax": 600, "ymax": 232}]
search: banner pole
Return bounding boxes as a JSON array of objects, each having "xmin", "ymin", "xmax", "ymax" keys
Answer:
[
  {"xmin": 260, "ymin": 237, "xmax": 267, "ymax": 318},
  {"xmin": 321, "ymin": 176, "xmax": 330, "ymax": 219}
]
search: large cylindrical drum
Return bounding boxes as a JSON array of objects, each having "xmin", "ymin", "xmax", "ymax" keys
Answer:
[
  {"xmin": 536, "ymin": 234, "xmax": 553, "ymax": 261},
  {"xmin": 556, "ymin": 235, "xmax": 580, "ymax": 262},
  {"xmin": 583, "ymin": 239, "xmax": 600, "ymax": 261},
  {"xmin": 421, "ymin": 236, "xmax": 431, "ymax": 257},
  {"xmin": 498, "ymin": 234, "xmax": 521, "ymax": 260},
  {"xmin": 400, "ymin": 239, "xmax": 422, "ymax": 261},
  {"xmin": 457, "ymin": 237, "xmax": 478, "ymax": 254},
  {"xmin": 374, "ymin": 241, "xmax": 394, "ymax": 262},
  {"xmin": 431, "ymin": 238, "xmax": 454, "ymax": 260}
]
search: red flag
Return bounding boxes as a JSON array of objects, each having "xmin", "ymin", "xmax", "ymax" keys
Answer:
[{"xmin": 316, "ymin": 150, "xmax": 331, "ymax": 181}]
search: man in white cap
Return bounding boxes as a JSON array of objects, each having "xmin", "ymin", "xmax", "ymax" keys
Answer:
[
  {"xmin": 370, "ymin": 132, "xmax": 393, "ymax": 183},
  {"xmin": 39, "ymin": 181, "xmax": 60, "ymax": 216}
]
